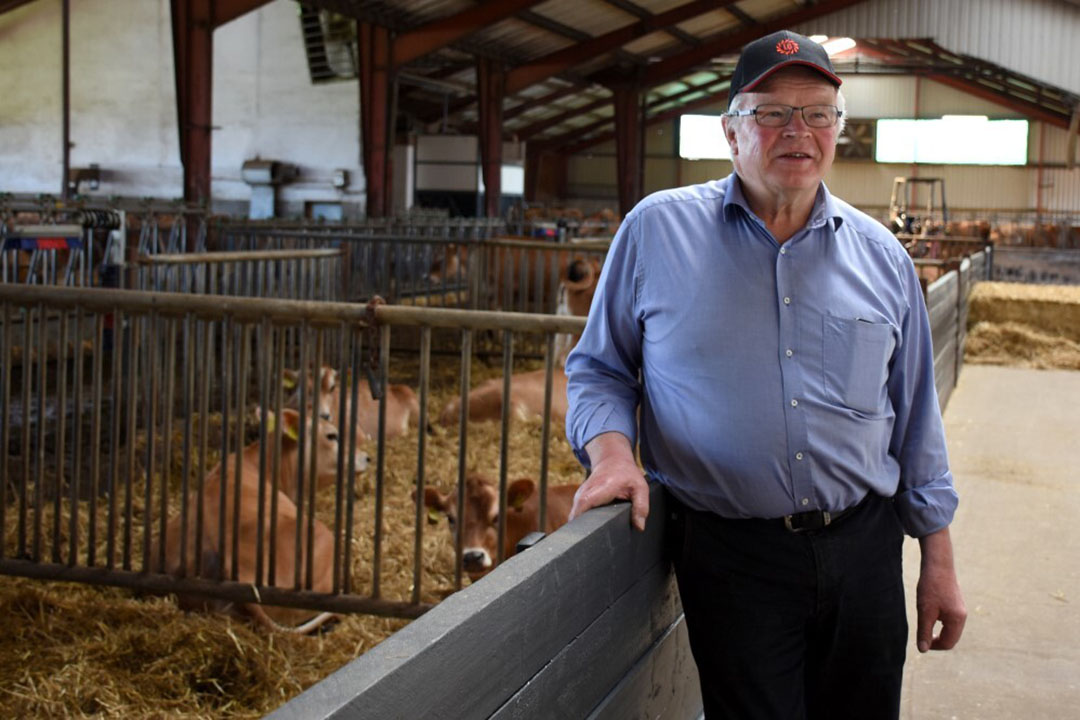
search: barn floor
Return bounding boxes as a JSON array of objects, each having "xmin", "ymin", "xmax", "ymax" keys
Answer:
[{"xmin": 900, "ymin": 364, "xmax": 1080, "ymax": 719}]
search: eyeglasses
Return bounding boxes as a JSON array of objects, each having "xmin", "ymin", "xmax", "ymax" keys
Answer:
[{"xmin": 725, "ymin": 104, "xmax": 842, "ymax": 128}]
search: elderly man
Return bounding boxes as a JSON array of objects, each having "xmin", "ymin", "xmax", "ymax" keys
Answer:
[{"xmin": 565, "ymin": 30, "xmax": 966, "ymax": 719}]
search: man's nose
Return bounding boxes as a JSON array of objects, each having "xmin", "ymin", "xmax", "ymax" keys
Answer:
[{"xmin": 783, "ymin": 110, "xmax": 811, "ymax": 135}]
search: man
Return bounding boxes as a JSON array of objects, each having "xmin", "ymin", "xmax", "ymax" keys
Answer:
[{"xmin": 564, "ymin": 30, "xmax": 966, "ymax": 719}]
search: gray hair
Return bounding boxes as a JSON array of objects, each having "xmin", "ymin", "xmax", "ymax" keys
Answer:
[{"xmin": 727, "ymin": 87, "xmax": 847, "ymax": 137}]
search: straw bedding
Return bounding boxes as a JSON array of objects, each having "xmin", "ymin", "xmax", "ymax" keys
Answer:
[
  {"xmin": 965, "ymin": 282, "xmax": 1080, "ymax": 369},
  {"xmin": 0, "ymin": 351, "xmax": 584, "ymax": 718}
]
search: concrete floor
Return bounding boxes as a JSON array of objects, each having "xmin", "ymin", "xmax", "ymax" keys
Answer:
[{"xmin": 901, "ymin": 364, "xmax": 1080, "ymax": 719}]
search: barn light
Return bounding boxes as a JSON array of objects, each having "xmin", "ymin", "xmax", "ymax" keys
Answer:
[{"xmin": 822, "ymin": 37, "xmax": 856, "ymax": 56}]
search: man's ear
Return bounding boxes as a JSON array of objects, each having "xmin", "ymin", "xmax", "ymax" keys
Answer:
[{"xmin": 722, "ymin": 116, "xmax": 739, "ymax": 157}]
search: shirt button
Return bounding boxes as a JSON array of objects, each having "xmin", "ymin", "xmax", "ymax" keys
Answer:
[
  {"xmin": 801, "ymin": 498, "xmax": 810, "ymax": 506},
  {"xmin": 779, "ymin": 247, "xmax": 787, "ymax": 255},
  {"xmin": 783, "ymin": 296, "xmax": 791, "ymax": 305},
  {"xmin": 795, "ymin": 452, "xmax": 804, "ymax": 460},
  {"xmin": 791, "ymin": 399, "xmax": 798, "ymax": 407},
  {"xmin": 785, "ymin": 349, "xmax": 793, "ymax": 357}
]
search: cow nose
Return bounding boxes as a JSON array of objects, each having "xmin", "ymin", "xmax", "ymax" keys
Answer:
[{"xmin": 463, "ymin": 549, "xmax": 491, "ymax": 572}]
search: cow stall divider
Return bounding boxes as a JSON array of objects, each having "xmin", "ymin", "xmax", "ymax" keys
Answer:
[{"xmin": 0, "ymin": 283, "xmax": 586, "ymax": 622}]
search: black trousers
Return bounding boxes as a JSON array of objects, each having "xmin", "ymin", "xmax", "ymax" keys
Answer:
[{"xmin": 668, "ymin": 491, "xmax": 907, "ymax": 720}]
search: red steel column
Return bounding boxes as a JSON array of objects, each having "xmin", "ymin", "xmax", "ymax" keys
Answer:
[
  {"xmin": 359, "ymin": 22, "xmax": 393, "ymax": 217},
  {"xmin": 477, "ymin": 57, "xmax": 505, "ymax": 218},
  {"xmin": 172, "ymin": 0, "xmax": 214, "ymax": 207},
  {"xmin": 612, "ymin": 83, "xmax": 643, "ymax": 217}
]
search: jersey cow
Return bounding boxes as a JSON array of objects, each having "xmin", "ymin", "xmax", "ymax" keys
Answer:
[
  {"xmin": 422, "ymin": 473, "xmax": 579, "ymax": 581},
  {"xmin": 285, "ymin": 366, "xmax": 422, "ymax": 443},
  {"xmin": 161, "ymin": 407, "xmax": 367, "ymax": 633},
  {"xmin": 438, "ymin": 256, "xmax": 600, "ymax": 426}
]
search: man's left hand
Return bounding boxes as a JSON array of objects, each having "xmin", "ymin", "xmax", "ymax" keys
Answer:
[{"xmin": 916, "ymin": 526, "xmax": 967, "ymax": 653}]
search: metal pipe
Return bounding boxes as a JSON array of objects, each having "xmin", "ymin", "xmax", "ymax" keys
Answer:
[{"xmin": 61, "ymin": 0, "xmax": 70, "ymax": 200}]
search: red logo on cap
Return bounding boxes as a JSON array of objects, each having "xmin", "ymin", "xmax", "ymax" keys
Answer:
[{"xmin": 776, "ymin": 39, "xmax": 799, "ymax": 55}]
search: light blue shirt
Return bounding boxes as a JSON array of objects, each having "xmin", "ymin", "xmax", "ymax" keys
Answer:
[{"xmin": 565, "ymin": 174, "xmax": 957, "ymax": 538}]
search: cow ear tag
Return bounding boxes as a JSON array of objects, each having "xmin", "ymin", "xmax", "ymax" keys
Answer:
[
  {"xmin": 284, "ymin": 421, "xmax": 299, "ymax": 441},
  {"xmin": 509, "ymin": 493, "xmax": 527, "ymax": 511},
  {"xmin": 282, "ymin": 374, "xmax": 296, "ymax": 390},
  {"xmin": 426, "ymin": 508, "xmax": 442, "ymax": 525},
  {"xmin": 264, "ymin": 413, "xmax": 276, "ymax": 434}
]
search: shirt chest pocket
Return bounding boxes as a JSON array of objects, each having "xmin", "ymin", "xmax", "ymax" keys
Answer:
[{"xmin": 823, "ymin": 316, "xmax": 896, "ymax": 416}]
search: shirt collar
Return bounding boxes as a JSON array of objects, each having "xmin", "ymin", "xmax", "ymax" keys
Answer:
[{"xmin": 722, "ymin": 173, "xmax": 844, "ymax": 232}]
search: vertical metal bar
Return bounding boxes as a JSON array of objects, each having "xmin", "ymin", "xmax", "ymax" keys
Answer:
[
  {"xmin": 194, "ymin": 319, "xmax": 212, "ymax": 578},
  {"xmin": 371, "ymin": 324, "xmax": 390, "ymax": 598},
  {"xmin": 0, "ymin": 304, "xmax": 11, "ymax": 559},
  {"xmin": 539, "ymin": 333, "xmax": 555, "ymax": 533},
  {"xmin": 107, "ymin": 309, "xmax": 123, "ymax": 570},
  {"xmin": 18, "ymin": 306, "xmax": 31, "ymax": 559},
  {"xmin": 178, "ymin": 313, "xmax": 194, "ymax": 577},
  {"xmin": 496, "ymin": 328, "xmax": 513, "ymax": 565},
  {"xmin": 158, "ymin": 316, "xmax": 177, "ymax": 573},
  {"xmin": 142, "ymin": 311, "xmax": 159, "ymax": 572},
  {"xmin": 293, "ymin": 322, "xmax": 310, "ymax": 589},
  {"xmin": 454, "ymin": 329, "xmax": 472, "ymax": 591},
  {"xmin": 331, "ymin": 323, "xmax": 349, "ymax": 595},
  {"xmin": 342, "ymin": 328, "xmax": 362, "ymax": 595},
  {"xmin": 68, "ymin": 306, "xmax": 85, "ymax": 566},
  {"xmin": 61, "ymin": 0, "xmax": 70, "ymax": 200},
  {"xmin": 218, "ymin": 316, "xmax": 232, "ymax": 580},
  {"xmin": 122, "ymin": 312, "xmax": 139, "ymax": 570},
  {"xmin": 268, "ymin": 326, "xmax": 285, "ymax": 587},
  {"xmin": 231, "ymin": 321, "xmax": 250, "ymax": 581},
  {"xmin": 254, "ymin": 317, "xmax": 270, "ymax": 587},
  {"xmin": 87, "ymin": 313, "xmax": 104, "ymax": 566},
  {"xmin": 32, "ymin": 302, "xmax": 48, "ymax": 561},
  {"xmin": 411, "ymin": 325, "xmax": 431, "ymax": 605},
  {"xmin": 305, "ymin": 332, "xmax": 325, "ymax": 590},
  {"xmin": 53, "ymin": 308, "xmax": 70, "ymax": 563}
]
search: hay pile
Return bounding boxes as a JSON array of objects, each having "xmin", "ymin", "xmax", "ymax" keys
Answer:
[
  {"xmin": 965, "ymin": 282, "xmax": 1080, "ymax": 369},
  {"xmin": 0, "ymin": 352, "xmax": 584, "ymax": 718}
]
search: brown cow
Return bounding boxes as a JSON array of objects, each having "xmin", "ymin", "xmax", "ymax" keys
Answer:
[
  {"xmin": 162, "ymin": 407, "xmax": 365, "ymax": 633},
  {"xmin": 438, "ymin": 256, "xmax": 600, "ymax": 426},
  {"xmin": 422, "ymin": 473, "xmax": 579, "ymax": 581},
  {"xmin": 285, "ymin": 366, "xmax": 421, "ymax": 443}
]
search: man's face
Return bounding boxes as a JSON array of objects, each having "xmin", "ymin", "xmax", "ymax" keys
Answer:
[{"xmin": 724, "ymin": 68, "xmax": 840, "ymax": 202}]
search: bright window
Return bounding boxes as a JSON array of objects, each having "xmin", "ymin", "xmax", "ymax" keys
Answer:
[
  {"xmin": 875, "ymin": 116, "xmax": 1028, "ymax": 165},
  {"xmin": 679, "ymin": 115, "xmax": 732, "ymax": 160}
]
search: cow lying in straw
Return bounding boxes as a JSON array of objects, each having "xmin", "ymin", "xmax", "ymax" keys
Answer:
[
  {"xmin": 284, "ymin": 366, "xmax": 423, "ymax": 443},
  {"xmin": 161, "ymin": 407, "xmax": 368, "ymax": 634},
  {"xmin": 438, "ymin": 257, "xmax": 600, "ymax": 426},
  {"xmin": 422, "ymin": 473, "xmax": 579, "ymax": 581}
]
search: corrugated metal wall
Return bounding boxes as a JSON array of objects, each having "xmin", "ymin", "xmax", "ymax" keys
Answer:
[{"xmin": 793, "ymin": 0, "xmax": 1080, "ymax": 96}]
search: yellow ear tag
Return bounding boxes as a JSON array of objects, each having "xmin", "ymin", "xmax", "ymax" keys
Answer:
[
  {"xmin": 509, "ymin": 493, "xmax": 527, "ymax": 511},
  {"xmin": 264, "ymin": 413, "xmax": 276, "ymax": 434},
  {"xmin": 284, "ymin": 423, "xmax": 299, "ymax": 441},
  {"xmin": 282, "ymin": 375, "xmax": 296, "ymax": 390},
  {"xmin": 426, "ymin": 508, "xmax": 442, "ymax": 524}
]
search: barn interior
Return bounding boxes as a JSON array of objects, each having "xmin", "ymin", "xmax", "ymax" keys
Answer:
[{"xmin": 2, "ymin": 0, "xmax": 1080, "ymax": 717}]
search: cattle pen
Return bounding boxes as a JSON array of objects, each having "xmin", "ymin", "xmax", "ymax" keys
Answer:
[{"xmin": 0, "ymin": 214, "xmax": 991, "ymax": 718}]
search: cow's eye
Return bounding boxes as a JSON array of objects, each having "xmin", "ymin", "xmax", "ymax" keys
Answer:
[
  {"xmin": 320, "ymin": 411, "xmax": 332, "ymax": 420},
  {"xmin": 447, "ymin": 515, "xmax": 456, "ymax": 527},
  {"xmin": 326, "ymin": 433, "xmax": 338, "ymax": 443}
]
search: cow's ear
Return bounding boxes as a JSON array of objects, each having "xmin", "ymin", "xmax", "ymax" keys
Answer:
[
  {"xmin": 282, "ymin": 369, "xmax": 298, "ymax": 391},
  {"xmin": 321, "ymin": 367, "xmax": 338, "ymax": 394},
  {"xmin": 507, "ymin": 479, "xmax": 536, "ymax": 511},
  {"xmin": 422, "ymin": 487, "xmax": 448, "ymax": 513},
  {"xmin": 280, "ymin": 408, "xmax": 301, "ymax": 441}
]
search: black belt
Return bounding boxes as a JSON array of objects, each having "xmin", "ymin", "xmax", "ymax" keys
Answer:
[{"xmin": 782, "ymin": 495, "xmax": 868, "ymax": 533}]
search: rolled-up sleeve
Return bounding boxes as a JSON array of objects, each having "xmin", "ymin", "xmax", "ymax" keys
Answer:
[
  {"xmin": 565, "ymin": 216, "xmax": 644, "ymax": 469},
  {"xmin": 887, "ymin": 254, "xmax": 959, "ymax": 537}
]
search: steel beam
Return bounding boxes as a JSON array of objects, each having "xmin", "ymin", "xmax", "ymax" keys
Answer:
[
  {"xmin": 359, "ymin": 21, "xmax": 394, "ymax": 217},
  {"xmin": 477, "ymin": 58, "xmax": 506, "ymax": 218},
  {"xmin": 394, "ymin": 0, "xmax": 547, "ymax": 67},
  {"xmin": 172, "ymin": 0, "xmax": 214, "ymax": 207},
  {"xmin": 612, "ymin": 84, "xmax": 643, "ymax": 217},
  {"xmin": 213, "ymin": 0, "xmax": 272, "ymax": 28},
  {"xmin": 506, "ymin": 0, "xmax": 735, "ymax": 95},
  {"xmin": 641, "ymin": 0, "xmax": 869, "ymax": 87}
]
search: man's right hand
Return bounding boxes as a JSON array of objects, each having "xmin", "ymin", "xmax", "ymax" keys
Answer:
[{"xmin": 570, "ymin": 432, "xmax": 650, "ymax": 531}]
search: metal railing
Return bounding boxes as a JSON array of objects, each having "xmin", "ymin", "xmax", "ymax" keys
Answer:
[{"xmin": 0, "ymin": 284, "xmax": 585, "ymax": 619}]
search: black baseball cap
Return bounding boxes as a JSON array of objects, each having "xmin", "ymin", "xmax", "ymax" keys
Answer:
[{"xmin": 728, "ymin": 30, "xmax": 842, "ymax": 109}]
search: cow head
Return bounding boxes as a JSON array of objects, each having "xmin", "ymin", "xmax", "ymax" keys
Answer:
[
  {"xmin": 260, "ymin": 406, "xmax": 370, "ymax": 484},
  {"xmin": 554, "ymin": 257, "xmax": 601, "ymax": 364},
  {"xmin": 283, "ymin": 366, "xmax": 339, "ymax": 421},
  {"xmin": 422, "ymin": 474, "xmax": 537, "ymax": 581}
]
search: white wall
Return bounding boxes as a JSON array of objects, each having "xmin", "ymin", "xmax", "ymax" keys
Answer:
[{"xmin": 0, "ymin": 0, "xmax": 365, "ymax": 212}]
